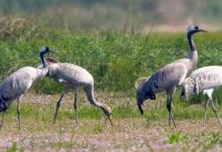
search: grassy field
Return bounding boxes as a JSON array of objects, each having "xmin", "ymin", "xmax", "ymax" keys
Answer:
[
  {"xmin": 1, "ymin": 93, "xmax": 222, "ymax": 152},
  {"xmin": 1, "ymin": 19, "xmax": 222, "ymax": 151},
  {"xmin": 1, "ymin": 19, "xmax": 222, "ymax": 95}
]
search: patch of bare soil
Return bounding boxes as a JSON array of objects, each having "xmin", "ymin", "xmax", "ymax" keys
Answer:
[{"xmin": 0, "ymin": 118, "xmax": 222, "ymax": 152}]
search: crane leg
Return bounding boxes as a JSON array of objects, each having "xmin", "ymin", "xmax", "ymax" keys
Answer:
[
  {"xmin": 53, "ymin": 91, "xmax": 66, "ymax": 124},
  {"xmin": 0, "ymin": 111, "xmax": 6, "ymax": 130},
  {"xmin": 210, "ymin": 99, "xmax": 222, "ymax": 128},
  {"xmin": 167, "ymin": 94, "xmax": 176, "ymax": 127},
  {"xmin": 203, "ymin": 99, "xmax": 210, "ymax": 128},
  {"xmin": 17, "ymin": 98, "xmax": 21, "ymax": 130},
  {"xmin": 74, "ymin": 89, "xmax": 78, "ymax": 126}
]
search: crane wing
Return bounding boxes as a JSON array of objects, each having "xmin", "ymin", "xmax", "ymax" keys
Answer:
[{"xmin": 191, "ymin": 66, "xmax": 222, "ymax": 90}]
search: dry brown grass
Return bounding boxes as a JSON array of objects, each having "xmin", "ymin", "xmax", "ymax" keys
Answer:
[
  {"xmin": 0, "ymin": 93, "xmax": 222, "ymax": 151},
  {"xmin": 1, "ymin": 117, "xmax": 222, "ymax": 151}
]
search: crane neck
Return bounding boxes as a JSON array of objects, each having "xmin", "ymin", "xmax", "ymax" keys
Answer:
[
  {"xmin": 39, "ymin": 52, "xmax": 47, "ymax": 68},
  {"xmin": 85, "ymin": 85, "xmax": 107, "ymax": 110},
  {"xmin": 187, "ymin": 33, "xmax": 196, "ymax": 52},
  {"xmin": 187, "ymin": 33, "xmax": 198, "ymax": 69}
]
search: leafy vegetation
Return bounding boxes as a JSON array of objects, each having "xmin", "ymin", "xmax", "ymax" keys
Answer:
[
  {"xmin": 1, "ymin": 18, "xmax": 222, "ymax": 150},
  {"xmin": 204, "ymin": 132, "xmax": 222, "ymax": 148},
  {"xmin": 1, "ymin": 19, "xmax": 222, "ymax": 97},
  {"xmin": 1, "ymin": 1, "xmax": 222, "ymax": 151},
  {"xmin": 166, "ymin": 131, "xmax": 188, "ymax": 144}
]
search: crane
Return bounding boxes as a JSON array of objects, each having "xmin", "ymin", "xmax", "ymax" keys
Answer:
[
  {"xmin": 181, "ymin": 66, "xmax": 222, "ymax": 128},
  {"xmin": 0, "ymin": 46, "xmax": 54, "ymax": 130},
  {"xmin": 136, "ymin": 25, "xmax": 206, "ymax": 127},
  {"xmin": 41, "ymin": 57, "xmax": 113, "ymax": 126}
]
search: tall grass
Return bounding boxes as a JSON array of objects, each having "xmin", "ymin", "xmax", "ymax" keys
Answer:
[{"xmin": 1, "ymin": 19, "xmax": 222, "ymax": 99}]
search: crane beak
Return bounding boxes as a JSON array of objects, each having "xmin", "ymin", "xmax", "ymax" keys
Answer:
[
  {"xmin": 180, "ymin": 87, "xmax": 189, "ymax": 101},
  {"xmin": 180, "ymin": 88, "xmax": 185, "ymax": 100},
  {"xmin": 49, "ymin": 50, "xmax": 57, "ymax": 53},
  {"xmin": 199, "ymin": 29, "xmax": 207, "ymax": 33}
]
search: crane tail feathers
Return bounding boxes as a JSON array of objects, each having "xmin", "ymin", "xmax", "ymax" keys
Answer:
[{"xmin": 135, "ymin": 77, "xmax": 148, "ymax": 90}]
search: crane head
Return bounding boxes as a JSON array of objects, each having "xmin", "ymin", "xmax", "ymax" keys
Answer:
[
  {"xmin": 136, "ymin": 78, "xmax": 157, "ymax": 114},
  {"xmin": 136, "ymin": 89, "xmax": 152, "ymax": 115},
  {"xmin": 180, "ymin": 78, "xmax": 196, "ymax": 100},
  {"xmin": 187, "ymin": 25, "xmax": 207, "ymax": 35},
  {"xmin": 136, "ymin": 89, "xmax": 149, "ymax": 115},
  {"xmin": 101, "ymin": 104, "xmax": 113, "ymax": 127},
  {"xmin": 39, "ymin": 46, "xmax": 57, "ymax": 68},
  {"xmin": 180, "ymin": 86, "xmax": 187, "ymax": 100},
  {"xmin": 39, "ymin": 46, "xmax": 56, "ymax": 55}
]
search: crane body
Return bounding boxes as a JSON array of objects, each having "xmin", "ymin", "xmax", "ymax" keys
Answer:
[
  {"xmin": 0, "ymin": 46, "xmax": 54, "ymax": 130},
  {"xmin": 41, "ymin": 58, "xmax": 112, "ymax": 126},
  {"xmin": 136, "ymin": 25, "xmax": 206, "ymax": 127},
  {"xmin": 181, "ymin": 66, "xmax": 222, "ymax": 127}
]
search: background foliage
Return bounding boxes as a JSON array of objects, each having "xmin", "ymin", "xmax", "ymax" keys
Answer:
[
  {"xmin": 0, "ymin": 0, "xmax": 222, "ymax": 30},
  {"xmin": 0, "ymin": 19, "xmax": 222, "ymax": 98}
]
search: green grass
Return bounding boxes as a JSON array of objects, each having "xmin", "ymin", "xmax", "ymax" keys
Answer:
[
  {"xmin": 2, "ymin": 105, "xmax": 222, "ymax": 152},
  {"xmin": 1, "ymin": 93, "xmax": 222, "ymax": 152},
  {"xmin": 166, "ymin": 131, "xmax": 189, "ymax": 144},
  {"xmin": 3, "ymin": 93, "xmax": 222, "ymax": 122},
  {"xmin": 1, "ymin": 15, "xmax": 222, "ymax": 152},
  {"xmin": 1, "ymin": 19, "xmax": 222, "ymax": 129},
  {"xmin": 1, "ymin": 19, "xmax": 222, "ymax": 98}
]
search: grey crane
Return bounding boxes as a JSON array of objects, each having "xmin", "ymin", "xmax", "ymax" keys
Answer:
[
  {"xmin": 181, "ymin": 66, "xmax": 222, "ymax": 128},
  {"xmin": 40, "ymin": 57, "xmax": 112, "ymax": 126},
  {"xmin": 0, "ymin": 46, "xmax": 54, "ymax": 130},
  {"xmin": 136, "ymin": 25, "xmax": 207, "ymax": 127}
]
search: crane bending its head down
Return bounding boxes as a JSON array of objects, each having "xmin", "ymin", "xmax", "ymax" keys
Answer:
[
  {"xmin": 0, "ymin": 46, "xmax": 55, "ymax": 130},
  {"xmin": 180, "ymin": 77, "xmax": 197, "ymax": 100},
  {"xmin": 40, "ymin": 57, "xmax": 113, "ymax": 126},
  {"xmin": 180, "ymin": 66, "xmax": 222, "ymax": 128}
]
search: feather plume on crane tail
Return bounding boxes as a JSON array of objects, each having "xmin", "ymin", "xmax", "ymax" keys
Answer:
[{"xmin": 135, "ymin": 77, "xmax": 147, "ymax": 90}]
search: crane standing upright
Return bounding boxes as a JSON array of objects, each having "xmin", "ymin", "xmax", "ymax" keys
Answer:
[
  {"xmin": 136, "ymin": 25, "xmax": 207, "ymax": 127},
  {"xmin": 0, "ymin": 46, "xmax": 54, "ymax": 130}
]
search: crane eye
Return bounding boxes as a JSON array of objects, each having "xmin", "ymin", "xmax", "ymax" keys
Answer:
[
  {"xmin": 194, "ymin": 26, "xmax": 199, "ymax": 30},
  {"xmin": 45, "ymin": 46, "xmax": 50, "ymax": 51}
]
